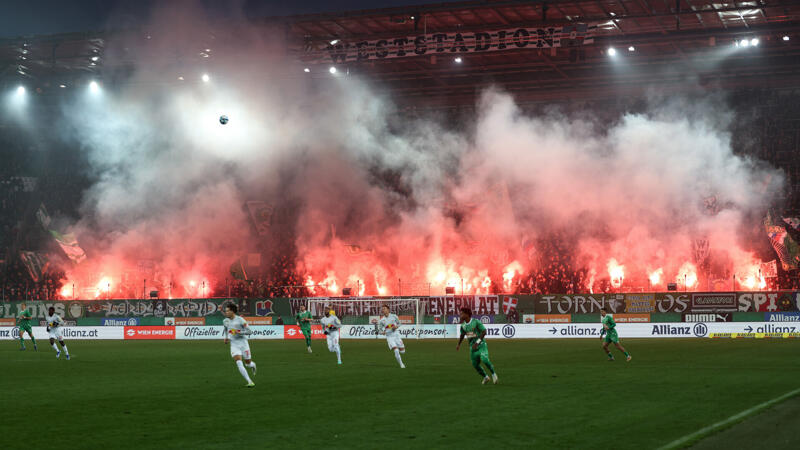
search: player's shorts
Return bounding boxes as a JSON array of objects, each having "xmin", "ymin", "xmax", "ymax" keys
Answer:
[
  {"xmin": 300, "ymin": 327, "xmax": 312, "ymax": 338},
  {"xmin": 19, "ymin": 324, "xmax": 33, "ymax": 335},
  {"xmin": 230, "ymin": 339, "xmax": 252, "ymax": 359},
  {"xmin": 48, "ymin": 327, "xmax": 64, "ymax": 340},
  {"xmin": 326, "ymin": 330, "xmax": 340, "ymax": 351},
  {"xmin": 386, "ymin": 333, "xmax": 404, "ymax": 350},
  {"xmin": 604, "ymin": 329, "xmax": 620, "ymax": 344},
  {"xmin": 469, "ymin": 341, "xmax": 490, "ymax": 361}
]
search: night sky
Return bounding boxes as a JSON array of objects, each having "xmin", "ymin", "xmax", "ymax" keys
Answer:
[{"xmin": 0, "ymin": 0, "xmax": 435, "ymax": 38}]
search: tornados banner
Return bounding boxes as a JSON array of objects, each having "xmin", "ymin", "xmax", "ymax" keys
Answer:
[{"xmin": 315, "ymin": 23, "xmax": 597, "ymax": 64}]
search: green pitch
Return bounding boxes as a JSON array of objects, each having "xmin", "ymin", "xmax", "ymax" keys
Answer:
[{"xmin": 2, "ymin": 339, "xmax": 799, "ymax": 449}]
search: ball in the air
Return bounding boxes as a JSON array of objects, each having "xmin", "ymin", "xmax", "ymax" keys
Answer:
[{"xmin": 219, "ymin": 115, "xmax": 229, "ymax": 125}]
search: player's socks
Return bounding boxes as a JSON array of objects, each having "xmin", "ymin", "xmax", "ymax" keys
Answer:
[
  {"xmin": 307, "ymin": 346, "xmax": 312, "ymax": 353},
  {"xmin": 236, "ymin": 360, "xmax": 253, "ymax": 384},
  {"xmin": 19, "ymin": 336, "xmax": 25, "ymax": 348},
  {"xmin": 399, "ymin": 349, "xmax": 405, "ymax": 354},
  {"xmin": 492, "ymin": 373, "xmax": 498, "ymax": 384},
  {"xmin": 483, "ymin": 359, "xmax": 496, "ymax": 375},
  {"xmin": 394, "ymin": 348, "xmax": 404, "ymax": 367},
  {"xmin": 62, "ymin": 344, "xmax": 69, "ymax": 356},
  {"xmin": 248, "ymin": 361, "xmax": 257, "ymax": 376},
  {"xmin": 52, "ymin": 343, "xmax": 59, "ymax": 351},
  {"xmin": 624, "ymin": 351, "xmax": 630, "ymax": 357},
  {"xmin": 607, "ymin": 352, "xmax": 614, "ymax": 359},
  {"xmin": 474, "ymin": 365, "xmax": 487, "ymax": 378},
  {"xmin": 335, "ymin": 346, "xmax": 342, "ymax": 363}
]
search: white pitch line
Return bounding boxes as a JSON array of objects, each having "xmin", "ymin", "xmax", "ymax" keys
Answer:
[{"xmin": 658, "ymin": 386, "xmax": 800, "ymax": 450}]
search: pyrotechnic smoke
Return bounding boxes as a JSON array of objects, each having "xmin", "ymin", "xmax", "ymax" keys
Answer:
[{"xmin": 48, "ymin": 3, "xmax": 783, "ymax": 297}]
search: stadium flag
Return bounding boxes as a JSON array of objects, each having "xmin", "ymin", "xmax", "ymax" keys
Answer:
[
  {"xmin": 761, "ymin": 260, "xmax": 778, "ymax": 278},
  {"xmin": 19, "ymin": 251, "xmax": 49, "ymax": 282},
  {"xmin": 49, "ymin": 230, "xmax": 87, "ymax": 264},
  {"xmin": 230, "ymin": 258, "xmax": 248, "ymax": 281},
  {"xmin": 35, "ymin": 203, "xmax": 51, "ymax": 229},
  {"xmin": 503, "ymin": 296, "xmax": 518, "ymax": 314},
  {"xmin": 343, "ymin": 244, "xmax": 373, "ymax": 256},
  {"xmin": 764, "ymin": 212, "xmax": 799, "ymax": 270},
  {"xmin": 246, "ymin": 201, "xmax": 273, "ymax": 236}
]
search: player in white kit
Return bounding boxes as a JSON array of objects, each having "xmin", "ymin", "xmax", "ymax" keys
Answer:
[
  {"xmin": 320, "ymin": 308, "xmax": 342, "ymax": 365},
  {"xmin": 46, "ymin": 306, "xmax": 70, "ymax": 360},
  {"xmin": 222, "ymin": 303, "xmax": 257, "ymax": 387},
  {"xmin": 378, "ymin": 305, "xmax": 405, "ymax": 368}
]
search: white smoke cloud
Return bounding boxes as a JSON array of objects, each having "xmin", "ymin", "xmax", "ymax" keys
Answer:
[{"xmin": 49, "ymin": 2, "xmax": 782, "ymax": 296}]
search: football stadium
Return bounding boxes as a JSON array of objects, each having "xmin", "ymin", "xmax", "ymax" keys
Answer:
[{"xmin": 2, "ymin": 1, "xmax": 800, "ymax": 448}]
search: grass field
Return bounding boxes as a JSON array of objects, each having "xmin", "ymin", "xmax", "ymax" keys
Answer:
[{"xmin": 2, "ymin": 338, "xmax": 799, "ymax": 449}]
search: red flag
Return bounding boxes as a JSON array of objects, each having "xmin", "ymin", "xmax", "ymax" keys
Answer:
[{"xmin": 503, "ymin": 297, "xmax": 518, "ymax": 314}]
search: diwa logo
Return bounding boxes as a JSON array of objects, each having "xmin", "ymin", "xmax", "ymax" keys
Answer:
[{"xmin": 256, "ymin": 301, "xmax": 273, "ymax": 316}]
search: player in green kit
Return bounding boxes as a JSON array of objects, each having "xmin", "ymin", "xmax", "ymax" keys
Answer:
[
  {"xmin": 295, "ymin": 304, "xmax": 313, "ymax": 353},
  {"xmin": 456, "ymin": 307, "xmax": 498, "ymax": 384},
  {"xmin": 17, "ymin": 302, "xmax": 37, "ymax": 351},
  {"xmin": 600, "ymin": 308, "xmax": 631, "ymax": 362}
]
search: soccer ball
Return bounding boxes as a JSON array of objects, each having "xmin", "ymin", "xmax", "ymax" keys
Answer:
[{"xmin": 219, "ymin": 115, "xmax": 229, "ymax": 125}]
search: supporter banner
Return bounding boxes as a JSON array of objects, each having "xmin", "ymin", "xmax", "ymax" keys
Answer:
[
  {"xmin": 339, "ymin": 324, "xmax": 458, "ymax": 339},
  {"xmin": 315, "ymin": 23, "xmax": 597, "ymax": 63},
  {"xmin": 0, "ymin": 326, "xmax": 122, "ymax": 340},
  {"xmin": 691, "ymin": 293, "xmax": 737, "ymax": 311},
  {"xmin": 302, "ymin": 298, "xmax": 419, "ymax": 317},
  {"xmin": 284, "ymin": 325, "xmax": 325, "ymax": 340},
  {"xmin": 737, "ymin": 292, "xmax": 800, "ymax": 312},
  {"xmin": 0, "ymin": 318, "xmax": 16, "ymax": 326},
  {"xmin": 425, "ymin": 296, "xmax": 499, "ymax": 316},
  {"xmin": 532, "ymin": 293, "xmax": 692, "ymax": 314},
  {"xmin": 765, "ymin": 312, "xmax": 800, "ymax": 322},
  {"xmin": 683, "ymin": 313, "xmax": 732, "ymax": 322},
  {"xmin": 124, "ymin": 326, "xmax": 176, "ymax": 340},
  {"xmin": 0, "ymin": 299, "xmax": 248, "ymax": 320}
]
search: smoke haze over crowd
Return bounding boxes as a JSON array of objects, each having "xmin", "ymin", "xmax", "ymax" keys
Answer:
[{"xmin": 21, "ymin": 2, "xmax": 784, "ymax": 298}]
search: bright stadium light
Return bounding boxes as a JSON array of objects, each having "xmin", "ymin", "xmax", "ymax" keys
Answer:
[
  {"xmin": 330, "ymin": 39, "xmax": 340, "ymax": 45},
  {"xmin": 750, "ymin": 38, "xmax": 759, "ymax": 46},
  {"xmin": 59, "ymin": 84, "xmax": 66, "ymax": 88},
  {"xmin": 454, "ymin": 56, "xmax": 463, "ymax": 63},
  {"xmin": 304, "ymin": 67, "xmax": 310, "ymax": 73},
  {"xmin": 783, "ymin": 35, "xmax": 790, "ymax": 41},
  {"xmin": 91, "ymin": 56, "xmax": 99, "ymax": 61},
  {"xmin": 16, "ymin": 86, "xmax": 25, "ymax": 96},
  {"xmin": 329, "ymin": 66, "xmax": 337, "ymax": 74},
  {"xmin": 740, "ymin": 39, "xmax": 750, "ymax": 47},
  {"xmin": 201, "ymin": 73, "xmax": 210, "ymax": 83},
  {"xmin": 89, "ymin": 80, "xmax": 100, "ymax": 94},
  {"xmin": 628, "ymin": 46, "xmax": 635, "ymax": 52},
  {"xmin": 608, "ymin": 47, "xmax": 617, "ymax": 56}
]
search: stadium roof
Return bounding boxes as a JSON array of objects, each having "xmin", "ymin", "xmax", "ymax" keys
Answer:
[{"xmin": 2, "ymin": 0, "xmax": 800, "ymax": 107}]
